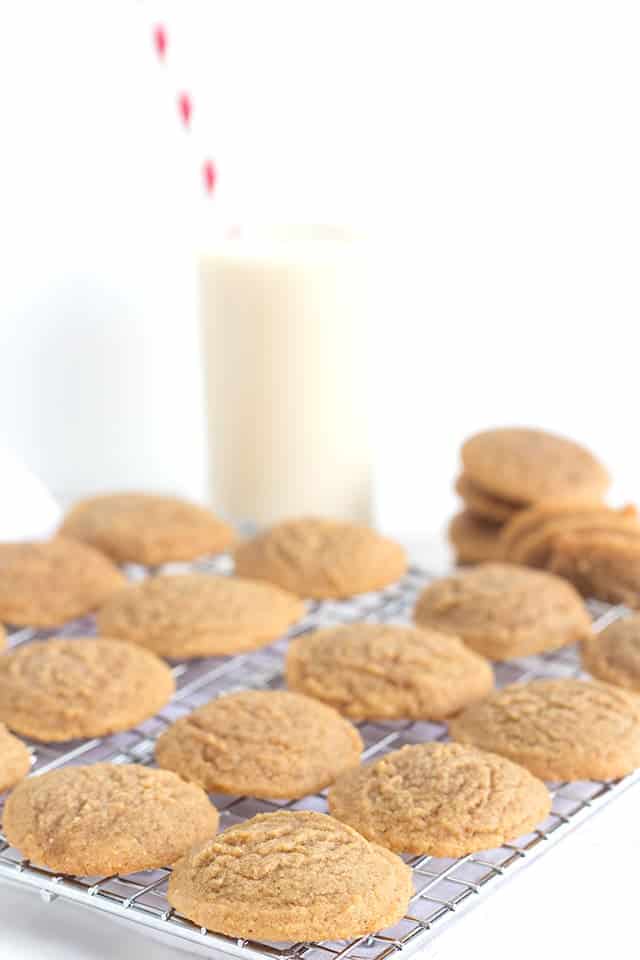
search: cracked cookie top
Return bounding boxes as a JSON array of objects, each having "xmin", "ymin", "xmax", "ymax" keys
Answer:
[
  {"xmin": 60, "ymin": 492, "xmax": 235, "ymax": 565},
  {"xmin": 0, "ymin": 636, "xmax": 174, "ymax": 741},
  {"xmin": 155, "ymin": 689, "xmax": 363, "ymax": 798},
  {"xmin": 449, "ymin": 678, "xmax": 640, "ymax": 781},
  {"xmin": 3, "ymin": 763, "xmax": 219, "ymax": 875},
  {"xmin": 0, "ymin": 538, "xmax": 126, "ymax": 628},
  {"xmin": 286, "ymin": 623, "xmax": 494, "ymax": 720},
  {"xmin": 329, "ymin": 742, "xmax": 550, "ymax": 857},
  {"xmin": 97, "ymin": 573, "xmax": 305, "ymax": 658},
  {"xmin": 233, "ymin": 516, "xmax": 407, "ymax": 599},
  {"xmin": 168, "ymin": 810, "xmax": 413, "ymax": 941}
]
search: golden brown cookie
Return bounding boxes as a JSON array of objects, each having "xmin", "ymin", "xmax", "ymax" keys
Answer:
[
  {"xmin": 156, "ymin": 690, "xmax": 362, "ymax": 798},
  {"xmin": 0, "ymin": 538, "xmax": 126, "ymax": 628},
  {"xmin": 168, "ymin": 810, "xmax": 412, "ymax": 941},
  {"xmin": 234, "ymin": 516, "xmax": 407, "ymax": 599},
  {"xmin": 549, "ymin": 530, "xmax": 640, "ymax": 607},
  {"xmin": 461, "ymin": 428, "xmax": 610, "ymax": 505},
  {"xmin": 582, "ymin": 616, "xmax": 640, "ymax": 691},
  {"xmin": 60, "ymin": 492, "xmax": 234, "ymax": 565},
  {"xmin": 0, "ymin": 637, "xmax": 174, "ymax": 741},
  {"xmin": 414, "ymin": 563, "xmax": 592, "ymax": 661},
  {"xmin": 449, "ymin": 678, "xmax": 640, "ymax": 781},
  {"xmin": 3, "ymin": 763, "xmax": 218, "ymax": 875},
  {"xmin": 501, "ymin": 499, "xmax": 639, "ymax": 567},
  {"xmin": 0, "ymin": 624, "xmax": 5, "ymax": 651},
  {"xmin": 455, "ymin": 474, "xmax": 520, "ymax": 523},
  {"xmin": 0, "ymin": 723, "xmax": 30, "ymax": 792},
  {"xmin": 329, "ymin": 742, "xmax": 550, "ymax": 857},
  {"xmin": 286, "ymin": 623, "xmax": 493, "ymax": 720},
  {"xmin": 97, "ymin": 574, "xmax": 304, "ymax": 658},
  {"xmin": 448, "ymin": 511, "xmax": 504, "ymax": 565}
]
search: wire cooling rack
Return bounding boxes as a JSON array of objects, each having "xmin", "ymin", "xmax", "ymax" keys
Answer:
[{"xmin": 1, "ymin": 560, "xmax": 638, "ymax": 960}]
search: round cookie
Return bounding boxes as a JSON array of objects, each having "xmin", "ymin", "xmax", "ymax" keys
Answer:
[
  {"xmin": 286, "ymin": 623, "xmax": 494, "ymax": 721},
  {"xmin": 501, "ymin": 499, "xmax": 639, "ymax": 567},
  {"xmin": 0, "ymin": 624, "xmax": 5, "ymax": 651},
  {"xmin": 97, "ymin": 574, "xmax": 304, "ymax": 659},
  {"xmin": 448, "ymin": 511, "xmax": 504, "ymax": 565},
  {"xmin": 0, "ymin": 538, "xmax": 126, "ymax": 628},
  {"xmin": 582, "ymin": 616, "xmax": 640, "ymax": 691},
  {"xmin": 3, "ymin": 763, "xmax": 218, "ymax": 875},
  {"xmin": 549, "ymin": 530, "xmax": 640, "ymax": 607},
  {"xmin": 449, "ymin": 678, "xmax": 640, "ymax": 781},
  {"xmin": 60, "ymin": 492, "xmax": 234, "ymax": 566},
  {"xmin": 461, "ymin": 427, "xmax": 610, "ymax": 505},
  {"xmin": 0, "ymin": 637, "xmax": 175, "ymax": 741},
  {"xmin": 168, "ymin": 810, "xmax": 412, "ymax": 942},
  {"xmin": 233, "ymin": 516, "xmax": 407, "ymax": 599},
  {"xmin": 455, "ymin": 474, "xmax": 520, "ymax": 523},
  {"xmin": 329, "ymin": 742, "xmax": 551, "ymax": 857},
  {"xmin": 156, "ymin": 690, "xmax": 362, "ymax": 798},
  {"xmin": 0, "ymin": 723, "xmax": 30, "ymax": 792},
  {"xmin": 414, "ymin": 563, "xmax": 592, "ymax": 661}
]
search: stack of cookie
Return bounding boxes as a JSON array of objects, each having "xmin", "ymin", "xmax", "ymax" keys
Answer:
[{"xmin": 449, "ymin": 426, "xmax": 611, "ymax": 565}]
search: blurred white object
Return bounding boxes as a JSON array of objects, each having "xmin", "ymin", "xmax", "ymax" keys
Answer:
[
  {"xmin": 0, "ymin": 447, "xmax": 61, "ymax": 540},
  {"xmin": 200, "ymin": 225, "xmax": 373, "ymax": 525}
]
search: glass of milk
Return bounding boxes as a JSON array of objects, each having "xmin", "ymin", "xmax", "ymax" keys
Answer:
[{"xmin": 199, "ymin": 225, "xmax": 373, "ymax": 526}]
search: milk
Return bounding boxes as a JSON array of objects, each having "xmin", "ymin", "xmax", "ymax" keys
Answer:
[{"xmin": 199, "ymin": 226, "xmax": 372, "ymax": 525}]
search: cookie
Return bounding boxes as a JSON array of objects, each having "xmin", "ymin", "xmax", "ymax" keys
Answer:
[
  {"xmin": 156, "ymin": 690, "xmax": 362, "ymax": 798},
  {"xmin": 461, "ymin": 428, "xmax": 610, "ymax": 505},
  {"xmin": 582, "ymin": 616, "xmax": 640, "ymax": 691},
  {"xmin": 448, "ymin": 511, "xmax": 504, "ymax": 565},
  {"xmin": 234, "ymin": 516, "xmax": 407, "ymax": 599},
  {"xmin": 414, "ymin": 563, "xmax": 592, "ymax": 661},
  {"xmin": 329, "ymin": 742, "xmax": 551, "ymax": 857},
  {"xmin": 501, "ymin": 499, "xmax": 639, "ymax": 567},
  {"xmin": 582, "ymin": 616, "xmax": 640, "ymax": 690},
  {"xmin": 60, "ymin": 492, "xmax": 234, "ymax": 565},
  {"xmin": 0, "ymin": 723, "xmax": 30, "ymax": 792},
  {"xmin": 455, "ymin": 474, "xmax": 519, "ymax": 523},
  {"xmin": 168, "ymin": 810, "xmax": 412, "ymax": 942},
  {"xmin": 3, "ymin": 763, "xmax": 218, "ymax": 875},
  {"xmin": 0, "ymin": 624, "xmax": 5, "ymax": 651},
  {"xmin": 97, "ymin": 573, "xmax": 304, "ymax": 658},
  {"xmin": 449, "ymin": 678, "xmax": 640, "ymax": 780},
  {"xmin": 286, "ymin": 623, "xmax": 493, "ymax": 720},
  {"xmin": 549, "ymin": 530, "xmax": 640, "ymax": 607},
  {"xmin": 0, "ymin": 637, "xmax": 174, "ymax": 741},
  {"xmin": 0, "ymin": 538, "xmax": 126, "ymax": 628}
]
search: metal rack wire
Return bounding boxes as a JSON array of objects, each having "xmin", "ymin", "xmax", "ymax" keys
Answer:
[{"xmin": 0, "ymin": 562, "xmax": 637, "ymax": 960}]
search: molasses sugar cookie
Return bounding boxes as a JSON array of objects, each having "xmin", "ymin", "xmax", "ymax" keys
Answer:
[
  {"xmin": 3, "ymin": 764, "xmax": 219, "ymax": 875},
  {"xmin": 582, "ymin": 616, "xmax": 640, "ymax": 691},
  {"xmin": 168, "ymin": 811, "xmax": 412, "ymax": 942},
  {"xmin": 0, "ymin": 723, "xmax": 30, "ymax": 792},
  {"xmin": 0, "ymin": 637, "xmax": 174, "ymax": 741},
  {"xmin": 0, "ymin": 538, "xmax": 126, "ymax": 628},
  {"xmin": 414, "ymin": 563, "xmax": 592, "ymax": 661},
  {"xmin": 286, "ymin": 623, "xmax": 493, "ymax": 720},
  {"xmin": 156, "ymin": 690, "xmax": 362, "ymax": 798},
  {"xmin": 448, "ymin": 511, "xmax": 504, "ymax": 565},
  {"xmin": 461, "ymin": 427, "xmax": 610, "ymax": 505},
  {"xmin": 97, "ymin": 573, "xmax": 304, "ymax": 658},
  {"xmin": 329, "ymin": 742, "xmax": 551, "ymax": 857},
  {"xmin": 449, "ymin": 678, "xmax": 640, "ymax": 781},
  {"xmin": 60, "ymin": 492, "xmax": 234, "ymax": 565},
  {"xmin": 234, "ymin": 516, "xmax": 407, "ymax": 599}
]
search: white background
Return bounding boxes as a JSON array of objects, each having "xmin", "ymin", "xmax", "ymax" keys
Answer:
[{"xmin": 1, "ymin": 1, "xmax": 639, "ymax": 538}]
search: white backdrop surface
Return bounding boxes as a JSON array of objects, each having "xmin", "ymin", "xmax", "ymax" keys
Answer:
[{"xmin": 1, "ymin": 0, "xmax": 639, "ymax": 535}]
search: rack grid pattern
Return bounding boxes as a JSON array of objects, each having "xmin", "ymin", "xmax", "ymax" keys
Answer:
[{"xmin": 0, "ymin": 562, "xmax": 637, "ymax": 960}]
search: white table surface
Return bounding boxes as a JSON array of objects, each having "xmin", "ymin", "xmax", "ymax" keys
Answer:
[{"xmin": 1, "ymin": 539, "xmax": 637, "ymax": 959}]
